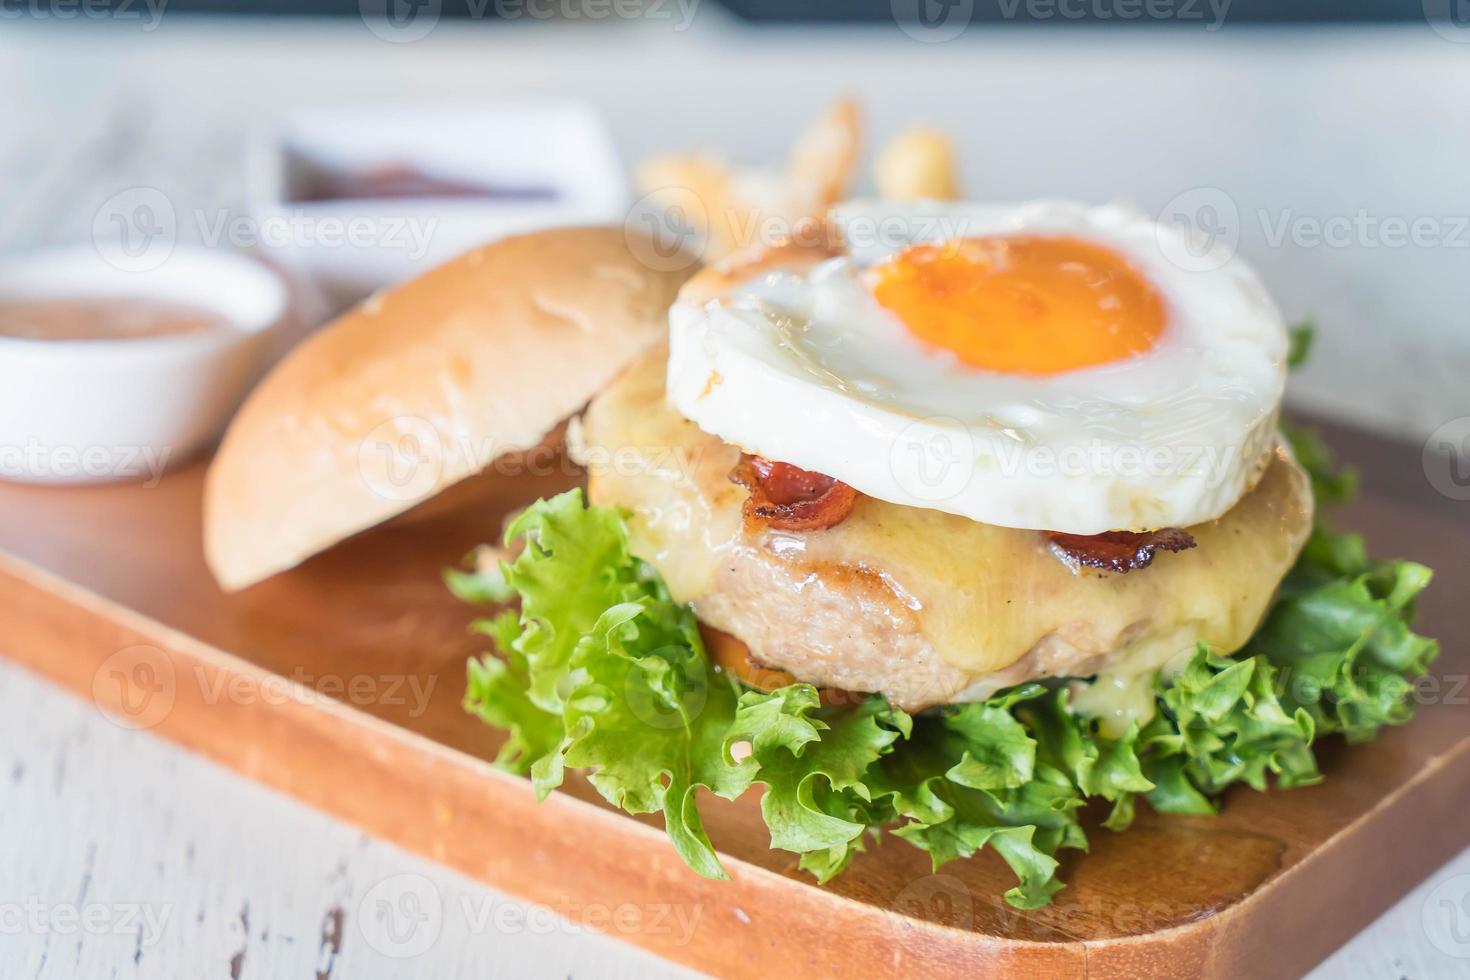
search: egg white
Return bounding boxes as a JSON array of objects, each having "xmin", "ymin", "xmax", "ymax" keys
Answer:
[{"xmin": 666, "ymin": 200, "xmax": 1288, "ymax": 534}]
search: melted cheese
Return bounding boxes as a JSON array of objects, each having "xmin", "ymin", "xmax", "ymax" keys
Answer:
[
  {"xmin": 583, "ymin": 349, "xmax": 1313, "ymax": 684},
  {"xmin": 1070, "ymin": 672, "xmax": 1161, "ymax": 739}
]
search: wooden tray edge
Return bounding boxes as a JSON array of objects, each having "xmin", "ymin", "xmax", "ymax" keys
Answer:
[{"xmin": 5, "ymin": 548, "xmax": 1467, "ymax": 979}]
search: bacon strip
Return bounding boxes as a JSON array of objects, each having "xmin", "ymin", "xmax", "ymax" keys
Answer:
[
  {"xmin": 1045, "ymin": 527, "xmax": 1197, "ymax": 573},
  {"xmin": 729, "ymin": 454, "xmax": 858, "ymax": 532}
]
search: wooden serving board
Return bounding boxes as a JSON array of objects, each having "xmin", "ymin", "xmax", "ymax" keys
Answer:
[{"xmin": 0, "ymin": 421, "xmax": 1465, "ymax": 979}]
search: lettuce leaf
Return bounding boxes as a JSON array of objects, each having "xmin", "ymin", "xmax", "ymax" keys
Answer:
[
  {"xmin": 727, "ymin": 688, "xmax": 906, "ymax": 864},
  {"xmin": 456, "ymin": 490, "xmax": 753, "ymax": 878},
  {"xmin": 870, "ymin": 687, "xmax": 1091, "ymax": 909},
  {"xmin": 1287, "ymin": 318, "xmax": 1316, "ymax": 370},
  {"xmin": 457, "ymin": 430, "xmax": 1435, "ymax": 906}
]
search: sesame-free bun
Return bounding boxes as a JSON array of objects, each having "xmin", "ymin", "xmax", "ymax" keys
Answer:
[{"xmin": 204, "ymin": 226, "xmax": 696, "ymax": 592}]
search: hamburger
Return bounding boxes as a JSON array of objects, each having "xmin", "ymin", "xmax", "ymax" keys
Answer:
[{"xmin": 205, "ymin": 216, "xmax": 1436, "ymax": 909}]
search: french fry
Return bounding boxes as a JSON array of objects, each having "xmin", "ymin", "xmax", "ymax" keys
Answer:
[
  {"xmin": 635, "ymin": 99, "xmax": 862, "ymax": 260},
  {"xmin": 875, "ymin": 126, "xmax": 960, "ymax": 201},
  {"xmin": 634, "ymin": 152, "xmax": 732, "ymax": 244},
  {"xmin": 784, "ymin": 96, "xmax": 862, "ymax": 209}
]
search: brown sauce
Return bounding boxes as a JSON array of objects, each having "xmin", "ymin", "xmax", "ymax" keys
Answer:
[
  {"xmin": 291, "ymin": 163, "xmax": 559, "ymax": 203},
  {"xmin": 0, "ymin": 297, "xmax": 230, "ymax": 342}
]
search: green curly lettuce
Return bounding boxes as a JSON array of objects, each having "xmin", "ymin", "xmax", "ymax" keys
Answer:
[
  {"xmin": 455, "ymin": 428, "xmax": 1436, "ymax": 907},
  {"xmin": 456, "ymin": 491, "xmax": 753, "ymax": 878}
]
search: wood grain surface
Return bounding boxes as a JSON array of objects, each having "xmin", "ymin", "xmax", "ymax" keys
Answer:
[{"xmin": 0, "ymin": 421, "xmax": 1464, "ymax": 979}]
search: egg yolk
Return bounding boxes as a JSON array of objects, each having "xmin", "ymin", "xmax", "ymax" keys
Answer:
[{"xmin": 867, "ymin": 235, "xmax": 1166, "ymax": 375}]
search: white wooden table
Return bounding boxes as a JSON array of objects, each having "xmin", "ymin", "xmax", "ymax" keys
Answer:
[{"xmin": 3, "ymin": 13, "xmax": 1469, "ymax": 978}]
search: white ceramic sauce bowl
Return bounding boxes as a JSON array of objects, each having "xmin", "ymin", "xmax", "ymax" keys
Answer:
[
  {"xmin": 0, "ymin": 245, "xmax": 288, "ymax": 485},
  {"xmin": 246, "ymin": 101, "xmax": 629, "ymax": 304}
]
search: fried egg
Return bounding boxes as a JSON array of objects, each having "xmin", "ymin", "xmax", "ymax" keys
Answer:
[{"xmin": 665, "ymin": 200, "xmax": 1289, "ymax": 535}]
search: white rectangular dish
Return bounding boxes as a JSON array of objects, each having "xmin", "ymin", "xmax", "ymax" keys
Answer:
[{"xmin": 246, "ymin": 101, "xmax": 629, "ymax": 302}]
